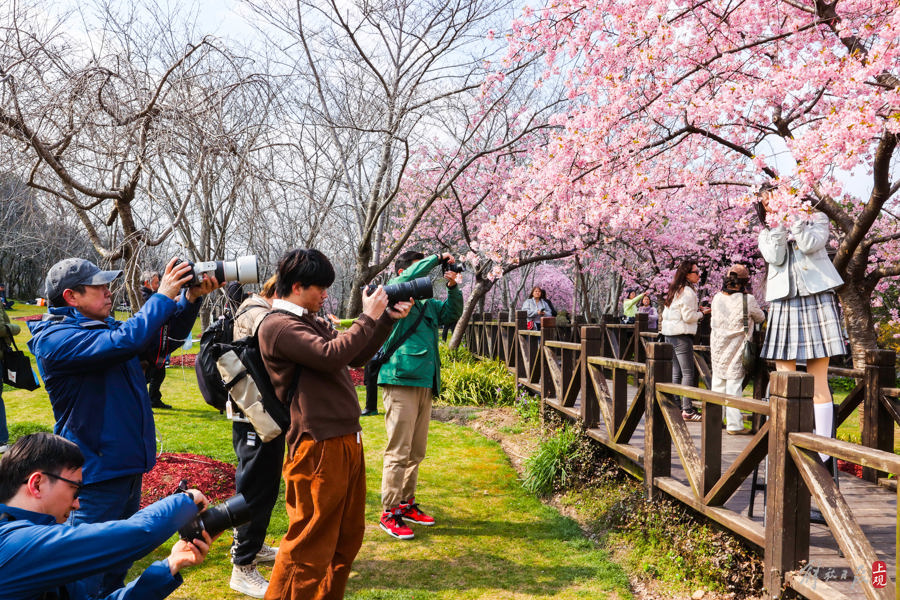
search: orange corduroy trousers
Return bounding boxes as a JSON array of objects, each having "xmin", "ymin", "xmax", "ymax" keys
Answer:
[{"xmin": 265, "ymin": 432, "xmax": 366, "ymax": 600}]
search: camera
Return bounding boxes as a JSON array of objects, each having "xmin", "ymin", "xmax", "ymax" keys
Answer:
[
  {"xmin": 362, "ymin": 276, "xmax": 433, "ymax": 305},
  {"xmin": 174, "ymin": 255, "xmax": 259, "ymax": 287},
  {"xmin": 175, "ymin": 480, "xmax": 251, "ymax": 541},
  {"xmin": 440, "ymin": 257, "xmax": 464, "ymax": 274}
]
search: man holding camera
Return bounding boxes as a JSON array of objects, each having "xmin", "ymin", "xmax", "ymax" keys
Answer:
[
  {"xmin": 0, "ymin": 433, "xmax": 212, "ymax": 600},
  {"xmin": 377, "ymin": 251, "xmax": 462, "ymax": 540},
  {"xmin": 258, "ymin": 248, "xmax": 412, "ymax": 600},
  {"xmin": 27, "ymin": 257, "xmax": 219, "ymax": 597}
]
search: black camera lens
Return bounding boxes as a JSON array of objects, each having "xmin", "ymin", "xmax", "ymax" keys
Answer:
[
  {"xmin": 178, "ymin": 493, "xmax": 251, "ymax": 541},
  {"xmin": 363, "ymin": 276, "xmax": 433, "ymax": 305}
]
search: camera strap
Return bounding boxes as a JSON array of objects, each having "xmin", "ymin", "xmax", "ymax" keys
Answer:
[{"xmin": 375, "ymin": 303, "xmax": 427, "ymax": 366}]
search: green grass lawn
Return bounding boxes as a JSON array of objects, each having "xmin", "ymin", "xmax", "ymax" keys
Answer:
[{"xmin": 2, "ymin": 303, "xmax": 631, "ymax": 600}]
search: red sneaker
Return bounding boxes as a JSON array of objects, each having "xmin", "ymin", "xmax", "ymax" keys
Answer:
[
  {"xmin": 379, "ymin": 510, "xmax": 414, "ymax": 540},
  {"xmin": 400, "ymin": 498, "xmax": 435, "ymax": 526}
]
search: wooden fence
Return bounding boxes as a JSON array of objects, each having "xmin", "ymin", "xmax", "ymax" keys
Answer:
[{"xmin": 465, "ymin": 311, "xmax": 899, "ymax": 600}]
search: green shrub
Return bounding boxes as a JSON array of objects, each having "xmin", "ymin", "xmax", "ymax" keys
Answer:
[
  {"xmin": 522, "ymin": 426, "xmax": 580, "ymax": 496},
  {"xmin": 438, "ymin": 343, "xmax": 516, "ymax": 407},
  {"xmin": 514, "ymin": 390, "xmax": 541, "ymax": 424},
  {"xmin": 439, "ymin": 343, "xmax": 478, "ymax": 365},
  {"xmin": 439, "ymin": 357, "xmax": 517, "ymax": 407}
]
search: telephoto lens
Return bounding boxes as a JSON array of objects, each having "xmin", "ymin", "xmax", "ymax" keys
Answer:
[
  {"xmin": 173, "ymin": 255, "xmax": 260, "ymax": 287},
  {"xmin": 178, "ymin": 493, "xmax": 252, "ymax": 541},
  {"xmin": 363, "ymin": 276, "xmax": 433, "ymax": 305}
]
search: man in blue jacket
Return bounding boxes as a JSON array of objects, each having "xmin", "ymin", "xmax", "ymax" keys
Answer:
[
  {"xmin": 0, "ymin": 433, "xmax": 212, "ymax": 600},
  {"xmin": 27, "ymin": 257, "xmax": 218, "ymax": 597}
]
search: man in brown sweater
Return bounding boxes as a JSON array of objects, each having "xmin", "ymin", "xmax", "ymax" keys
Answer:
[{"xmin": 258, "ymin": 248, "xmax": 411, "ymax": 600}]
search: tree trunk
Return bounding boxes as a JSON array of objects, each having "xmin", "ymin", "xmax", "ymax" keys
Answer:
[
  {"xmin": 836, "ymin": 282, "xmax": 879, "ymax": 369},
  {"xmin": 448, "ymin": 277, "xmax": 495, "ymax": 350}
]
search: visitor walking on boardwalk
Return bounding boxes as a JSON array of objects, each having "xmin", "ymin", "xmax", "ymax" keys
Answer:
[
  {"xmin": 710, "ymin": 265, "xmax": 764, "ymax": 434},
  {"xmin": 660, "ymin": 260, "xmax": 710, "ymax": 421}
]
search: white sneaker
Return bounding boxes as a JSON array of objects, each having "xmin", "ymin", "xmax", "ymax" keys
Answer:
[
  {"xmin": 0, "ymin": 445, "xmax": 8, "ymax": 455},
  {"xmin": 230, "ymin": 563, "xmax": 269, "ymax": 598},
  {"xmin": 254, "ymin": 544, "xmax": 278, "ymax": 564}
]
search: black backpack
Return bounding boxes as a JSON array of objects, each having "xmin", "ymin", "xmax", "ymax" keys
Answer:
[
  {"xmin": 196, "ymin": 310, "xmax": 236, "ymax": 411},
  {"xmin": 196, "ymin": 308, "xmax": 295, "ymax": 435}
]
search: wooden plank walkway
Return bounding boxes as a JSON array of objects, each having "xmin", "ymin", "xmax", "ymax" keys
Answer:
[{"xmin": 560, "ymin": 385, "xmax": 897, "ymax": 597}]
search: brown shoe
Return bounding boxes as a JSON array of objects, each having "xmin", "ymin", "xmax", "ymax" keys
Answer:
[{"xmin": 726, "ymin": 428, "xmax": 752, "ymax": 435}]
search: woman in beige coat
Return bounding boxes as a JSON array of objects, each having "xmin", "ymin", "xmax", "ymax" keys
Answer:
[{"xmin": 710, "ymin": 265, "xmax": 764, "ymax": 433}]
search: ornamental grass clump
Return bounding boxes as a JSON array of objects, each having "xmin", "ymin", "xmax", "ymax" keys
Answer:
[
  {"xmin": 522, "ymin": 426, "xmax": 580, "ymax": 497},
  {"xmin": 439, "ymin": 345, "xmax": 516, "ymax": 407}
]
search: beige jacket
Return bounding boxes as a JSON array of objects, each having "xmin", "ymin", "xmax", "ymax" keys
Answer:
[{"xmin": 710, "ymin": 292, "xmax": 765, "ymax": 380}]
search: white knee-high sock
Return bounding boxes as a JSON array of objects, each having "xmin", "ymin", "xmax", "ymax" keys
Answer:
[{"xmin": 813, "ymin": 402, "xmax": 834, "ymax": 463}]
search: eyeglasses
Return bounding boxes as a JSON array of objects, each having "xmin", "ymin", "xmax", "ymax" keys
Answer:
[{"xmin": 40, "ymin": 472, "xmax": 83, "ymax": 498}]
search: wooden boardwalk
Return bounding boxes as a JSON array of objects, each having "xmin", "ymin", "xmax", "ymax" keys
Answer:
[
  {"xmin": 468, "ymin": 314, "xmax": 899, "ymax": 598},
  {"xmin": 564, "ymin": 386, "xmax": 897, "ymax": 598}
]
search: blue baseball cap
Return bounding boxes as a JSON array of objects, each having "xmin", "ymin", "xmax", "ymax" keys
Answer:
[{"xmin": 43, "ymin": 258, "xmax": 122, "ymax": 301}]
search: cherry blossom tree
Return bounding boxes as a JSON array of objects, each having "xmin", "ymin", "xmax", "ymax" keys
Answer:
[{"xmin": 478, "ymin": 0, "xmax": 900, "ymax": 366}]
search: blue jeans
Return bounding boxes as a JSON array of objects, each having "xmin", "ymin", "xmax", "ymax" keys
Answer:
[
  {"xmin": 69, "ymin": 474, "xmax": 143, "ymax": 597},
  {"xmin": 0, "ymin": 390, "xmax": 7, "ymax": 445},
  {"xmin": 665, "ymin": 334, "xmax": 696, "ymax": 412}
]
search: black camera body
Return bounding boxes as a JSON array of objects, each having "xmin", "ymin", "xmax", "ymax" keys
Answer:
[
  {"xmin": 439, "ymin": 256, "xmax": 464, "ymax": 274},
  {"xmin": 362, "ymin": 276, "xmax": 433, "ymax": 305},
  {"xmin": 173, "ymin": 255, "xmax": 259, "ymax": 287},
  {"xmin": 174, "ymin": 480, "xmax": 251, "ymax": 541}
]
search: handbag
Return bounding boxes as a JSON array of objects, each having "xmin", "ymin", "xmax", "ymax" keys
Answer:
[
  {"xmin": 2, "ymin": 335, "xmax": 40, "ymax": 391},
  {"xmin": 740, "ymin": 294, "xmax": 757, "ymax": 375}
]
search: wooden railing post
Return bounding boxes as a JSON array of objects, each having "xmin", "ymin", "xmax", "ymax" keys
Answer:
[
  {"xmin": 645, "ymin": 342, "xmax": 673, "ymax": 501},
  {"xmin": 599, "ymin": 314, "xmax": 612, "ymax": 358},
  {"xmin": 580, "ymin": 326, "xmax": 602, "ymax": 428},
  {"xmin": 862, "ymin": 349, "xmax": 896, "ymax": 483},
  {"xmin": 765, "ymin": 371, "xmax": 814, "ymax": 598},
  {"xmin": 515, "ymin": 310, "xmax": 528, "ymax": 382},
  {"xmin": 634, "ymin": 312, "xmax": 648, "ymax": 362},
  {"xmin": 540, "ymin": 317, "xmax": 557, "ymax": 405},
  {"xmin": 483, "ymin": 312, "xmax": 494, "ymax": 359},
  {"xmin": 498, "ymin": 311, "xmax": 510, "ymax": 365},
  {"xmin": 751, "ymin": 329, "xmax": 769, "ymax": 432}
]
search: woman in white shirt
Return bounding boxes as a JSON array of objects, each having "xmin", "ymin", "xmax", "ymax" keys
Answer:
[
  {"xmin": 710, "ymin": 265, "xmax": 765, "ymax": 433},
  {"xmin": 661, "ymin": 260, "xmax": 711, "ymax": 421},
  {"xmin": 757, "ymin": 193, "xmax": 844, "ymax": 458}
]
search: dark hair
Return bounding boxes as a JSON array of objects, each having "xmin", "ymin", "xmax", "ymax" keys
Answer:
[
  {"xmin": 51, "ymin": 284, "xmax": 86, "ymax": 308},
  {"xmin": 722, "ymin": 272, "xmax": 751, "ymax": 295},
  {"xmin": 276, "ymin": 249, "xmax": 335, "ymax": 299},
  {"xmin": 396, "ymin": 251, "xmax": 425, "ymax": 275},
  {"xmin": 664, "ymin": 261, "xmax": 697, "ymax": 307},
  {"xmin": 0, "ymin": 433, "xmax": 84, "ymax": 503}
]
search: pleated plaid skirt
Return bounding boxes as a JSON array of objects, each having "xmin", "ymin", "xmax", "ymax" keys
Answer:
[{"xmin": 761, "ymin": 292, "xmax": 846, "ymax": 361}]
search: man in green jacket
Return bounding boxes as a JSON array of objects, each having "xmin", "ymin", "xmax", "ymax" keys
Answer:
[{"xmin": 377, "ymin": 251, "xmax": 463, "ymax": 539}]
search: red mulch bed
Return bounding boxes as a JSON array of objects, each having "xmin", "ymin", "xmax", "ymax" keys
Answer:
[
  {"xmin": 169, "ymin": 353, "xmax": 197, "ymax": 367},
  {"xmin": 141, "ymin": 453, "xmax": 236, "ymax": 508},
  {"xmin": 837, "ymin": 459, "xmax": 864, "ymax": 478}
]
